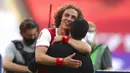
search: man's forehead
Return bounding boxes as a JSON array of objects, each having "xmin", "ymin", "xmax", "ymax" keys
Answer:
[
  {"xmin": 25, "ymin": 28, "xmax": 37, "ymax": 34},
  {"xmin": 64, "ymin": 9, "xmax": 78, "ymax": 16}
]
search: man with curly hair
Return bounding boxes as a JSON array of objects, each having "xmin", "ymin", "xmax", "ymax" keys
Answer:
[
  {"xmin": 35, "ymin": 4, "xmax": 91, "ymax": 73},
  {"xmin": 45, "ymin": 18, "xmax": 94, "ymax": 73}
]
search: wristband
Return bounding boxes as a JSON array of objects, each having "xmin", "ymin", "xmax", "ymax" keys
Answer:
[
  {"xmin": 56, "ymin": 58, "xmax": 64, "ymax": 66},
  {"xmin": 62, "ymin": 36, "xmax": 70, "ymax": 43}
]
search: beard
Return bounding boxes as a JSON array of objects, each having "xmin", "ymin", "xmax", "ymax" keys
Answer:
[{"xmin": 23, "ymin": 37, "xmax": 37, "ymax": 46}]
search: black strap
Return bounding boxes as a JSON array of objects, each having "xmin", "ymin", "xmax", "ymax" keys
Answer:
[
  {"xmin": 90, "ymin": 44, "xmax": 101, "ymax": 55},
  {"xmin": 12, "ymin": 40, "xmax": 23, "ymax": 51},
  {"xmin": 12, "ymin": 40, "xmax": 34, "ymax": 65},
  {"xmin": 6, "ymin": 41, "xmax": 24, "ymax": 73}
]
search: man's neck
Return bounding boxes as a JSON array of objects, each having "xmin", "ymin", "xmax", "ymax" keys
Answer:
[
  {"xmin": 90, "ymin": 43, "xmax": 95, "ymax": 48},
  {"xmin": 58, "ymin": 27, "xmax": 69, "ymax": 35}
]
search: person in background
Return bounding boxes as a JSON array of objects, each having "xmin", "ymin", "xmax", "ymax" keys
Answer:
[
  {"xmin": 3, "ymin": 19, "xmax": 39, "ymax": 73},
  {"xmin": 35, "ymin": 4, "xmax": 91, "ymax": 73},
  {"xmin": 85, "ymin": 21, "xmax": 112, "ymax": 70},
  {"xmin": 0, "ymin": 54, "xmax": 2, "ymax": 73}
]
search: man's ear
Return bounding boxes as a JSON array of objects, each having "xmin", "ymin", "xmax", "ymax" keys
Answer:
[
  {"xmin": 20, "ymin": 32, "xmax": 24, "ymax": 39},
  {"xmin": 20, "ymin": 32, "xmax": 23, "ymax": 36}
]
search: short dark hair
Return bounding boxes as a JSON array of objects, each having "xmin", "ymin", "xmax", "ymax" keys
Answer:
[
  {"xmin": 54, "ymin": 4, "xmax": 84, "ymax": 28},
  {"xmin": 20, "ymin": 19, "xmax": 39, "ymax": 34},
  {"xmin": 70, "ymin": 18, "xmax": 89, "ymax": 40}
]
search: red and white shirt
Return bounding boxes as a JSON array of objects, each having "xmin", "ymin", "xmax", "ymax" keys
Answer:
[
  {"xmin": 36, "ymin": 28, "xmax": 58, "ymax": 48},
  {"xmin": 36, "ymin": 28, "xmax": 89, "ymax": 48}
]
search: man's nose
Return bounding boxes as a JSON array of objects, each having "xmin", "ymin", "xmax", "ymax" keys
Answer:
[
  {"xmin": 31, "ymin": 35, "xmax": 36, "ymax": 39},
  {"xmin": 67, "ymin": 16, "xmax": 73, "ymax": 21}
]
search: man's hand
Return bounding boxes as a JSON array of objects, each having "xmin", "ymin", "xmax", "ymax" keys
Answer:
[
  {"xmin": 27, "ymin": 70, "xmax": 32, "ymax": 73},
  {"xmin": 52, "ymin": 36, "xmax": 63, "ymax": 44},
  {"xmin": 63, "ymin": 53, "xmax": 82, "ymax": 68}
]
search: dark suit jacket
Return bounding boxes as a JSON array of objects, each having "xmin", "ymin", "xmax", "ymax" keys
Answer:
[{"xmin": 46, "ymin": 42, "xmax": 94, "ymax": 73}]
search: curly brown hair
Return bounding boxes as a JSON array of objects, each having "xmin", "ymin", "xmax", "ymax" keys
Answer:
[{"xmin": 54, "ymin": 4, "xmax": 84, "ymax": 28}]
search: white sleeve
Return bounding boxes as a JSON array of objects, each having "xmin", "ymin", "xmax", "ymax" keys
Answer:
[
  {"xmin": 36, "ymin": 28, "xmax": 51, "ymax": 47},
  {"xmin": 4, "ymin": 42, "xmax": 15, "ymax": 61}
]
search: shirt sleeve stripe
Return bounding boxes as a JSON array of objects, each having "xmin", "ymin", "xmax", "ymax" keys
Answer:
[{"xmin": 36, "ymin": 45, "xmax": 49, "ymax": 48}]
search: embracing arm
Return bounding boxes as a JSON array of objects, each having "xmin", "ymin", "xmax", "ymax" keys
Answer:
[
  {"xmin": 35, "ymin": 28, "xmax": 57, "ymax": 65},
  {"xmin": 68, "ymin": 38, "xmax": 91, "ymax": 53},
  {"xmin": 53, "ymin": 36, "xmax": 92, "ymax": 53},
  {"xmin": 35, "ymin": 46, "xmax": 56, "ymax": 65},
  {"xmin": 35, "ymin": 28, "xmax": 81, "ymax": 68},
  {"xmin": 35, "ymin": 46, "xmax": 81, "ymax": 68}
]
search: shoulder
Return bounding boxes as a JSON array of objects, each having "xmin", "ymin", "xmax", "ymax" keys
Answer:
[
  {"xmin": 11, "ymin": 40, "xmax": 23, "ymax": 46},
  {"xmin": 38, "ymin": 28, "xmax": 56, "ymax": 40},
  {"xmin": 96, "ymin": 44, "xmax": 108, "ymax": 48},
  {"xmin": 41, "ymin": 28, "xmax": 49, "ymax": 31},
  {"xmin": 98, "ymin": 44, "xmax": 110, "ymax": 54},
  {"xmin": 39, "ymin": 28, "xmax": 55, "ymax": 37},
  {"xmin": 93, "ymin": 43, "xmax": 109, "ymax": 53},
  {"xmin": 5, "ymin": 41, "xmax": 21, "ymax": 56},
  {"xmin": 11, "ymin": 40, "xmax": 22, "ymax": 44},
  {"xmin": 36, "ymin": 28, "xmax": 56, "ymax": 47},
  {"xmin": 100, "ymin": 44, "xmax": 109, "ymax": 50},
  {"xmin": 7, "ymin": 41, "xmax": 18, "ymax": 48},
  {"xmin": 38, "ymin": 28, "xmax": 51, "ymax": 39},
  {"xmin": 40, "ymin": 28, "xmax": 55, "ymax": 33},
  {"xmin": 8, "ymin": 40, "xmax": 23, "ymax": 50},
  {"xmin": 40, "ymin": 28, "xmax": 50, "ymax": 34}
]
